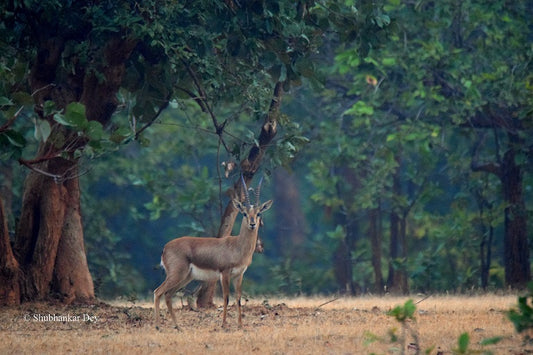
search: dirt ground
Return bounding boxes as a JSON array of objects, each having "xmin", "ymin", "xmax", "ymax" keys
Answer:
[{"xmin": 0, "ymin": 295, "xmax": 531, "ymax": 354}]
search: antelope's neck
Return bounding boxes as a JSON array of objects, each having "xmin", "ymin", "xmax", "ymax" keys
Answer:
[{"xmin": 237, "ymin": 219, "xmax": 259, "ymax": 252}]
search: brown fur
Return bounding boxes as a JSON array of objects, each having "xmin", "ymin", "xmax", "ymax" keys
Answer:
[{"xmin": 154, "ymin": 199, "xmax": 272, "ymax": 329}]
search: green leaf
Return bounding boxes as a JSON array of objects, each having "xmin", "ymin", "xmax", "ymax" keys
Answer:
[
  {"xmin": 34, "ymin": 119, "xmax": 51, "ymax": 142},
  {"xmin": 326, "ymin": 225, "xmax": 345, "ymax": 241},
  {"xmin": 382, "ymin": 57, "xmax": 396, "ymax": 67},
  {"xmin": 43, "ymin": 100, "xmax": 57, "ymax": 116},
  {"xmin": 345, "ymin": 101, "xmax": 374, "ymax": 116},
  {"xmin": 0, "ymin": 96, "xmax": 14, "ymax": 106},
  {"xmin": 479, "ymin": 336, "xmax": 502, "ymax": 346},
  {"xmin": 53, "ymin": 102, "xmax": 88, "ymax": 129},
  {"xmin": 86, "ymin": 120, "xmax": 104, "ymax": 140},
  {"xmin": 64, "ymin": 102, "xmax": 88, "ymax": 129},
  {"xmin": 3, "ymin": 129, "xmax": 26, "ymax": 147},
  {"xmin": 53, "ymin": 113, "xmax": 75, "ymax": 126},
  {"xmin": 387, "ymin": 299, "xmax": 416, "ymax": 322},
  {"xmin": 11, "ymin": 91, "xmax": 34, "ymax": 106},
  {"xmin": 457, "ymin": 332, "xmax": 469, "ymax": 353}
]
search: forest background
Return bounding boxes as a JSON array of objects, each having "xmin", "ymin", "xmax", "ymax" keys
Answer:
[{"xmin": 0, "ymin": 0, "xmax": 532, "ymax": 304}]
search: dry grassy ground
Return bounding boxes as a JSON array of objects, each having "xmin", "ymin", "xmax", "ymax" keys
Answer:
[{"xmin": 0, "ymin": 294, "xmax": 531, "ymax": 354}]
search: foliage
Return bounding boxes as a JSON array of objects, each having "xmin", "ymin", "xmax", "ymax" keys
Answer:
[
  {"xmin": 304, "ymin": 0, "xmax": 532, "ymax": 293},
  {"xmin": 1, "ymin": 0, "xmax": 531, "ymax": 299},
  {"xmin": 1, "ymin": 0, "xmax": 362, "ymax": 298},
  {"xmin": 508, "ymin": 281, "xmax": 533, "ymax": 342},
  {"xmin": 387, "ymin": 299, "xmax": 416, "ymax": 322}
]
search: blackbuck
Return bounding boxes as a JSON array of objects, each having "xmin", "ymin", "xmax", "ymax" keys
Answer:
[{"xmin": 154, "ymin": 177, "xmax": 273, "ymax": 329}]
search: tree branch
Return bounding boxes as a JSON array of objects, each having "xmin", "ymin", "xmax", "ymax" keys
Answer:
[
  {"xmin": 0, "ymin": 106, "xmax": 24, "ymax": 133},
  {"xmin": 180, "ymin": 58, "xmax": 231, "ymax": 153},
  {"xmin": 241, "ymin": 81, "xmax": 282, "ymax": 176},
  {"xmin": 134, "ymin": 96, "xmax": 171, "ymax": 140}
]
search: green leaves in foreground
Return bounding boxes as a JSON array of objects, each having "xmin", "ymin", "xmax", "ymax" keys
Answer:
[
  {"xmin": 508, "ymin": 281, "xmax": 533, "ymax": 333},
  {"xmin": 454, "ymin": 332, "xmax": 502, "ymax": 354},
  {"xmin": 387, "ymin": 299, "xmax": 416, "ymax": 322}
]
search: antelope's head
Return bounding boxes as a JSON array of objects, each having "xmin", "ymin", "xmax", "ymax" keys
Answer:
[{"xmin": 232, "ymin": 176, "xmax": 273, "ymax": 231}]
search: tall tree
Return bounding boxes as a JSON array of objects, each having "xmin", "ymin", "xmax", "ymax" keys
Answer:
[
  {"xmin": 0, "ymin": 0, "xmax": 330, "ymax": 304},
  {"xmin": 333, "ymin": 0, "xmax": 532, "ymax": 288}
]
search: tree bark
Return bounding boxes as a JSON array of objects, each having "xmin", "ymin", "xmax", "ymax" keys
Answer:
[
  {"xmin": 14, "ymin": 157, "xmax": 95, "ymax": 303},
  {"xmin": 196, "ymin": 82, "xmax": 283, "ymax": 308},
  {"xmin": 387, "ymin": 163, "xmax": 409, "ymax": 294},
  {"xmin": 0, "ymin": 197, "xmax": 21, "ymax": 305},
  {"xmin": 53, "ymin": 173, "xmax": 94, "ymax": 303},
  {"xmin": 472, "ymin": 131, "xmax": 530, "ymax": 288},
  {"xmin": 501, "ymin": 136, "xmax": 529, "ymax": 288}
]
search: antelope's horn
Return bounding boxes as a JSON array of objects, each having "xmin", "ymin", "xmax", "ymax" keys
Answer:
[
  {"xmin": 241, "ymin": 174, "xmax": 251, "ymax": 206},
  {"xmin": 255, "ymin": 176, "xmax": 263, "ymax": 204}
]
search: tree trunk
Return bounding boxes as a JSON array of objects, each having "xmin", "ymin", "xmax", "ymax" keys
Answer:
[
  {"xmin": 0, "ymin": 197, "xmax": 21, "ymax": 305},
  {"xmin": 398, "ymin": 212, "xmax": 409, "ymax": 293},
  {"xmin": 472, "ymin": 131, "xmax": 530, "ymax": 289},
  {"xmin": 6, "ymin": 33, "xmax": 136, "ymax": 303},
  {"xmin": 53, "ymin": 173, "xmax": 94, "ymax": 302},
  {"xmin": 387, "ymin": 162, "xmax": 409, "ymax": 294},
  {"xmin": 501, "ymin": 136, "xmax": 529, "ymax": 288},
  {"xmin": 369, "ymin": 207, "xmax": 383, "ymax": 293},
  {"xmin": 333, "ymin": 239, "xmax": 355, "ymax": 294},
  {"xmin": 0, "ymin": 163, "xmax": 13, "ymax": 224},
  {"xmin": 196, "ymin": 82, "xmax": 282, "ymax": 308},
  {"xmin": 14, "ymin": 158, "xmax": 94, "ymax": 303},
  {"xmin": 475, "ymin": 191, "xmax": 493, "ymax": 290}
]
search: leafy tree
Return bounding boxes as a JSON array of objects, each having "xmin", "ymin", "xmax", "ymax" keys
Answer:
[
  {"xmin": 302, "ymin": 1, "xmax": 532, "ymax": 292},
  {"xmin": 0, "ymin": 0, "xmax": 340, "ymax": 305}
]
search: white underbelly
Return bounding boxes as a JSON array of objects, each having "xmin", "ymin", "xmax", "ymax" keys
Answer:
[
  {"xmin": 190, "ymin": 264, "xmax": 220, "ymax": 281},
  {"xmin": 189, "ymin": 264, "xmax": 248, "ymax": 281}
]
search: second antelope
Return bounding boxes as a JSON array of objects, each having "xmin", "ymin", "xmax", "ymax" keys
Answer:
[{"xmin": 153, "ymin": 177, "xmax": 272, "ymax": 329}]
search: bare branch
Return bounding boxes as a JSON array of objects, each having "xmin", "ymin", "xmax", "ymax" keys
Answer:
[{"xmin": 134, "ymin": 97, "xmax": 170, "ymax": 140}]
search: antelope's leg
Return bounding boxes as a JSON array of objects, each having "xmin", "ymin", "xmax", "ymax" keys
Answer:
[
  {"xmin": 220, "ymin": 272, "xmax": 231, "ymax": 327},
  {"xmin": 233, "ymin": 273, "xmax": 244, "ymax": 327}
]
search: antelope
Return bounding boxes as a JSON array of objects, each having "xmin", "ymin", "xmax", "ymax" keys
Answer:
[{"xmin": 153, "ymin": 176, "xmax": 272, "ymax": 329}]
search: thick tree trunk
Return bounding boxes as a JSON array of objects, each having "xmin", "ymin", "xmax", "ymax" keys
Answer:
[
  {"xmin": 14, "ymin": 158, "xmax": 94, "ymax": 303},
  {"xmin": 53, "ymin": 173, "xmax": 94, "ymax": 302},
  {"xmin": 472, "ymin": 131, "xmax": 530, "ymax": 289},
  {"xmin": 6, "ymin": 33, "xmax": 136, "ymax": 304},
  {"xmin": 0, "ymin": 197, "xmax": 21, "ymax": 305},
  {"xmin": 196, "ymin": 82, "xmax": 282, "ymax": 308}
]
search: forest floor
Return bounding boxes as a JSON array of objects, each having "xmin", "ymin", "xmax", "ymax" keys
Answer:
[{"xmin": 1, "ymin": 294, "xmax": 531, "ymax": 354}]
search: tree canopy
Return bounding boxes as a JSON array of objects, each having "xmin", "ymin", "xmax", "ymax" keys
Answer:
[{"xmin": 0, "ymin": 0, "xmax": 532, "ymax": 303}]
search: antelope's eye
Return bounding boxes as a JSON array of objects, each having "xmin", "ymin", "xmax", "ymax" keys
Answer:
[
  {"xmin": 243, "ymin": 212, "xmax": 248, "ymax": 218},
  {"xmin": 257, "ymin": 213, "xmax": 262, "ymax": 218}
]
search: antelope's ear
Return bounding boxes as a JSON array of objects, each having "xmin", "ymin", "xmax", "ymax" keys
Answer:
[
  {"xmin": 232, "ymin": 199, "xmax": 246, "ymax": 212},
  {"xmin": 259, "ymin": 200, "xmax": 273, "ymax": 213}
]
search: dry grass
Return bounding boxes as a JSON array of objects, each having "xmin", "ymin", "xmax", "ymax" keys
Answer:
[{"xmin": 0, "ymin": 294, "xmax": 530, "ymax": 354}]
